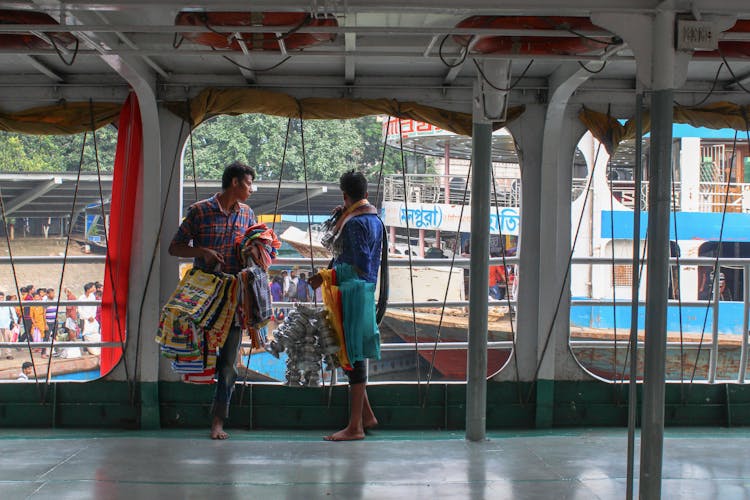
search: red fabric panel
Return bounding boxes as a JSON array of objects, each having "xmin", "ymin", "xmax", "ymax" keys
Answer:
[{"xmin": 100, "ymin": 94, "xmax": 143, "ymax": 376}]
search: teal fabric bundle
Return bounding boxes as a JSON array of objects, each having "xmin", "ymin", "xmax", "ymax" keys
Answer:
[{"xmin": 336, "ymin": 263, "xmax": 380, "ymax": 363}]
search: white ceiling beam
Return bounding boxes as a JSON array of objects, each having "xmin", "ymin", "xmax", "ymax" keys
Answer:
[
  {"xmin": 32, "ymin": 0, "xmax": 157, "ymax": 96},
  {"xmin": 443, "ymin": 36, "xmax": 480, "ymax": 85},
  {"xmin": 22, "ymin": 55, "xmax": 64, "ymax": 82},
  {"xmin": 0, "ymin": 0, "xmax": 713, "ymax": 14},
  {"xmin": 275, "ymin": 34, "xmax": 288, "ymax": 55},
  {"xmin": 233, "ymin": 34, "xmax": 258, "ymax": 83},
  {"xmin": 0, "ymin": 24, "xmax": 621, "ymax": 38},
  {"xmin": 0, "ymin": 47, "xmax": 633, "ymax": 62},
  {"xmin": 93, "ymin": 11, "xmax": 169, "ymax": 80},
  {"xmin": 423, "ymin": 35, "xmax": 439, "ymax": 57}
]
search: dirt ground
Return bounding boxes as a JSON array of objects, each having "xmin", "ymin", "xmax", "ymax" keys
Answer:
[{"xmin": 0, "ymin": 236, "xmax": 104, "ymax": 297}]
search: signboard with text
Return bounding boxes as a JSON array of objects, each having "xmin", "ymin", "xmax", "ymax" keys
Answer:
[{"xmin": 382, "ymin": 201, "xmax": 520, "ymax": 235}]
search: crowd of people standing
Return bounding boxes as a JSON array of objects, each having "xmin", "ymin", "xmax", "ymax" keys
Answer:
[
  {"xmin": 0, "ymin": 281, "xmax": 103, "ymax": 360},
  {"xmin": 268, "ymin": 269, "xmax": 322, "ymax": 321}
]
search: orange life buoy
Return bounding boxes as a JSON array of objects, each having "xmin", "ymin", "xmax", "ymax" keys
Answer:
[
  {"xmin": 453, "ymin": 16, "xmax": 609, "ymax": 56},
  {"xmin": 693, "ymin": 19, "xmax": 750, "ymax": 59},
  {"xmin": 0, "ymin": 10, "xmax": 77, "ymax": 50},
  {"xmin": 175, "ymin": 11, "xmax": 337, "ymax": 51}
]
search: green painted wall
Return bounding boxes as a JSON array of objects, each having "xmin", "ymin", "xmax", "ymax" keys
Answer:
[{"xmin": 1, "ymin": 380, "xmax": 749, "ymax": 429}]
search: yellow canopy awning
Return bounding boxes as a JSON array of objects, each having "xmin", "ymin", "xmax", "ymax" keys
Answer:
[
  {"xmin": 168, "ymin": 88, "xmax": 524, "ymax": 136},
  {"xmin": 579, "ymin": 102, "xmax": 750, "ymax": 155},
  {"xmin": 0, "ymin": 102, "xmax": 122, "ymax": 135}
]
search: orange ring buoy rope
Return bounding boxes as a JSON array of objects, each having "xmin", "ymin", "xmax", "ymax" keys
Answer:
[
  {"xmin": 175, "ymin": 11, "xmax": 338, "ymax": 52},
  {"xmin": 452, "ymin": 16, "xmax": 613, "ymax": 56},
  {"xmin": 0, "ymin": 9, "xmax": 77, "ymax": 50}
]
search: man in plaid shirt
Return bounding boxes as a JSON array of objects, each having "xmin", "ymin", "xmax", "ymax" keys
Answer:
[{"xmin": 169, "ymin": 161, "xmax": 256, "ymax": 440}]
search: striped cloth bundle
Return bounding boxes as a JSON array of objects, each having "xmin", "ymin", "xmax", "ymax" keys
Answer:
[{"xmin": 156, "ymin": 268, "xmax": 239, "ymax": 383}]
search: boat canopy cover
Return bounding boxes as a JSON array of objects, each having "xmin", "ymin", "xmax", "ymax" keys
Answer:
[
  {"xmin": 0, "ymin": 101, "xmax": 121, "ymax": 135},
  {"xmin": 579, "ymin": 102, "xmax": 750, "ymax": 154},
  {"xmin": 166, "ymin": 87, "xmax": 525, "ymax": 135}
]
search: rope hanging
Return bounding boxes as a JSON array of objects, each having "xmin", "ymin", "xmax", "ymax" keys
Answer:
[
  {"xmin": 87, "ymin": 100, "xmax": 133, "ymax": 394},
  {"xmin": 490, "ymin": 165, "xmax": 521, "ymax": 394},
  {"xmin": 421, "ymin": 162, "xmax": 472, "ymax": 406},
  {"xmin": 525, "ymin": 138, "xmax": 605, "ymax": 404},
  {"xmin": 39, "ymin": 131, "xmax": 89, "ymax": 394},
  {"xmin": 689, "ymin": 127, "xmax": 743, "ymax": 388},
  {"xmin": 396, "ymin": 118, "xmax": 423, "ymax": 393},
  {"xmin": 131, "ymin": 112, "xmax": 188, "ymax": 404}
]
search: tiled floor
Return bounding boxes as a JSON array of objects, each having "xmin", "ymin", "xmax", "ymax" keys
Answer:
[{"xmin": 0, "ymin": 428, "xmax": 749, "ymax": 499}]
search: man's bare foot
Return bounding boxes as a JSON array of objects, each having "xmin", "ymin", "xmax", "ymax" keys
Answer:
[
  {"xmin": 363, "ymin": 416, "xmax": 378, "ymax": 430},
  {"xmin": 210, "ymin": 416, "xmax": 229, "ymax": 440},
  {"xmin": 324, "ymin": 428, "xmax": 365, "ymax": 441}
]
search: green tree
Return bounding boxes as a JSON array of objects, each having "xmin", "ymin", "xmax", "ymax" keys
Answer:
[
  {"xmin": 0, "ymin": 126, "xmax": 117, "ymax": 174},
  {"xmin": 186, "ymin": 114, "xmax": 419, "ymax": 183},
  {"xmin": 0, "ymin": 135, "xmax": 38, "ymax": 171}
]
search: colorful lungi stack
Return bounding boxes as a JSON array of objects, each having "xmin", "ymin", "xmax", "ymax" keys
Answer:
[
  {"xmin": 236, "ymin": 223, "xmax": 281, "ymax": 271},
  {"xmin": 235, "ymin": 223, "xmax": 280, "ymax": 339},
  {"xmin": 156, "ymin": 268, "xmax": 239, "ymax": 384}
]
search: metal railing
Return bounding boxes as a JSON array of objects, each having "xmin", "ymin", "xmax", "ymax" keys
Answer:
[
  {"xmin": 697, "ymin": 182, "xmax": 750, "ymax": 212},
  {"xmin": 4, "ymin": 252, "xmax": 749, "ymax": 385},
  {"xmin": 382, "ymin": 173, "xmax": 520, "ymax": 207},
  {"xmin": 570, "ymin": 256, "xmax": 750, "ymax": 383}
]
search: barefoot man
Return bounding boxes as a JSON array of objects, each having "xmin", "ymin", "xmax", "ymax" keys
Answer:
[
  {"xmin": 310, "ymin": 170, "xmax": 383, "ymax": 441},
  {"xmin": 169, "ymin": 161, "xmax": 256, "ymax": 439}
]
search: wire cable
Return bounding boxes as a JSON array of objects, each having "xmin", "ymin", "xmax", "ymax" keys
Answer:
[
  {"xmin": 719, "ymin": 50, "xmax": 750, "ymax": 94},
  {"xmin": 674, "ymin": 62, "xmax": 724, "ymax": 107},
  {"xmin": 525, "ymin": 139, "xmax": 604, "ymax": 403},
  {"xmin": 131, "ymin": 117, "xmax": 187, "ymax": 404},
  {"xmin": 49, "ymin": 35, "xmax": 80, "ymax": 66},
  {"xmin": 473, "ymin": 59, "xmax": 534, "ymax": 93},
  {"xmin": 238, "ymin": 117, "xmax": 291, "ymax": 408},
  {"xmin": 438, "ymin": 34, "xmax": 471, "ymax": 68},
  {"xmin": 40, "ymin": 129, "xmax": 88, "ymax": 396},
  {"xmin": 688, "ymin": 128, "xmax": 740, "ymax": 388},
  {"xmin": 421, "ymin": 162, "xmax": 472, "ymax": 407},
  {"xmin": 81, "ymin": 100, "xmax": 133, "ymax": 397},
  {"xmin": 606, "ymin": 158, "xmax": 619, "ymax": 394},
  {"xmin": 670, "ymin": 171, "xmax": 686, "ymax": 398},
  {"xmin": 577, "ymin": 60, "xmax": 607, "ymax": 74},
  {"xmin": 219, "ymin": 52, "xmax": 292, "ymax": 73},
  {"xmin": 396, "ymin": 118, "xmax": 422, "ymax": 394},
  {"xmin": 491, "ymin": 166, "xmax": 522, "ymax": 397}
]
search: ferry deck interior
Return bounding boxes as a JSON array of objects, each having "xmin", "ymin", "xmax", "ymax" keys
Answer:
[{"xmin": 2, "ymin": 1, "xmax": 750, "ymax": 498}]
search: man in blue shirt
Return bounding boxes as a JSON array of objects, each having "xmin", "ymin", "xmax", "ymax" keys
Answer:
[
  {"xmin": 311, "ymin": 170, "xmax": 382, "ymax": 441},
  {"xmin": 169, "ymin": 161, "xmax": 256, "ymax": 440}
]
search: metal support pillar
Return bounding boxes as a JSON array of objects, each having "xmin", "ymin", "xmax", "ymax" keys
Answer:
[
  {"xmin": 466, "ymin": 68, "xmax": 498, "ymax": 441},
  {"xmin": 640, "ymin": 10, "xmax": 675, "ymax": 499},
  {"xmin": 626, "ymin": 91, "xmax": 644, "ymax": 500},
  {"xmin": 466, "ymin": 119, "xmax": 492, "ymax": 441}
]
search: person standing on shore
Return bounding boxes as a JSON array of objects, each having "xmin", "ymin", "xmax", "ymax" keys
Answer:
[
  {"xmin": 168, "ymin": 161, "xmax": 256, "ymax": 440},
  {"xmin": 0, "ymin": 292, "xmax": 18, "ymax": 359}
]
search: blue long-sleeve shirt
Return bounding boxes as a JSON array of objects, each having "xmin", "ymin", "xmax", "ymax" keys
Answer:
[{"xmin": 333, "ymin": 214, "xmax": 383, "ymax": 283}]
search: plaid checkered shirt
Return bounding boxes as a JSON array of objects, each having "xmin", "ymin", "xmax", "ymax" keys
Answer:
[{"xmin": 172, "ymin": 194, "xmax": 256, "ymax": 275}]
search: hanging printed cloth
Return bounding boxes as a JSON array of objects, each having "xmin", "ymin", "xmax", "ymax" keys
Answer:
[
  {"xmin": 236, "ymin": 223, "xmax": 278, "ymax": 330},
  {"xmin": 238, "ymin": 266, "xmax": 273, "ymax": 329},
  {"xmin": 318, "ymin": 267, "xmax": 351, "ymax": 370},
  {"xmin": 335, "ymin": 263, "xmax": 380, "ymax": 363},
  {"xmin": 156, "ymin": 269, "xmax": 239, "ymax": 382},
  {"xmin": 236, "ymin": 222, "xmax": 281, "ymax": 271},
  {"xmin": 160, "ymin": 268, "xmax": 223, "ymax": 319}
]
